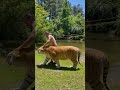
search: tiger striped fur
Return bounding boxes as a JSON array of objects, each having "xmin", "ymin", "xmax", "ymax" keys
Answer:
[
  {"xmin": 6, "ymin": 29, "xmax": 35, "ymax": 90},
  {"xmin": 86, "ymin": 48, "xmax": 110, "ymax": 90},
  {"xmin": 38, "ymin": 46, "xmax": 81, "ymax": 69}
]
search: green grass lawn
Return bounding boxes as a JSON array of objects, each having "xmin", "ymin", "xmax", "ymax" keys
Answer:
[
  {"xmin": 85, "ymin": 80, "xmax": 120, "ymax": 90},
  {"xmin": 0, "ymin": 57, "xmax": 25, "ymax": 90},
  {"xmin": 1, "ymin": 51, "xmax": 120, "ymax": 90},
  {"xmin": 110, "ymin": 85, "xmax": 120, "ymax": 90},
  {"xmin": 35, "ymin": 51, "xmax": 85, "ymax": 90},
  {"xmin": 0, "ymin": 57, "xmax": 33, "ymax": 90}
]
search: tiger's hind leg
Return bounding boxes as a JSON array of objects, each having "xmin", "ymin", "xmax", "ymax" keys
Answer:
[
  {"xmin": 71, "ymin": 59, "xmax": 78, "ymax": 69},
  {"xmin": 53, "ymin": 59, "xmax": 60, "ymax": 69},
  {"xmin": 89, "ymin": 80, "xmax": 104, "ymax": 90}
]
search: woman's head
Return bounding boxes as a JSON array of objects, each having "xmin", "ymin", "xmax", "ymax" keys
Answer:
[{"xmin": 44, "ymin": 31, "xmax": 50, "ymax": 37}]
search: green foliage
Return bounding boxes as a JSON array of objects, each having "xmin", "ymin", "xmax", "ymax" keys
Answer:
[
  {"xmin": 116, "ymin": 0, "xmax": 120, "ymax": 35},
  {"xmin": 60, "ymin": 0, "xmax": 71, "ymax": 35},
  {"xmin": 86, "ymin": 0, "xmax": 114, "ymax": 20},
  {"xmin": 72, "ymin": 4, "xmax": 84, "ymax": 16},
  {"xmin": 61, "ymin": 0, "xmax": 71, "ymax": 19},
  {"xmin": 35, "ymin": 0, "xmax": 85, "ymax": 43},
  {"xmin": 35, "ymin": 3, "xmax": 49, "ymax": 43},
  {"xmin": 86, "ymin": 0, "xmax": 119, "ymax": 35},
  {"xmin": 0, "ymin": 0, "xmax": 34, "ymax": 40},
  {"xmin": 68, "ymin": 13, "xmax": 85, "ymax": 35}
]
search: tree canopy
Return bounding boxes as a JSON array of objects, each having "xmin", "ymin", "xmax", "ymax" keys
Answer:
[
  {"xmin": 86, "ymin": 0, "xmax": 120, "ymax": 36},
  {"xmin": 0, "ymin": 0, "xmax": 34, "ymax": 41},
  {"xmin": 35, "ymin": 0, "xmax": 85, "ymax": 43}
]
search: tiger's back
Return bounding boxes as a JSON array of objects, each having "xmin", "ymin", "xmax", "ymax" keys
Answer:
[{"xmin": 48, "ymin": 46, "xmax": 80, "ymax": 60}]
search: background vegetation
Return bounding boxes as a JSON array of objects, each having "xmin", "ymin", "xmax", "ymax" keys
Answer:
[
  {"xmin": 0, "ymin": 0, "xmax": 34, "ymax": 55},
  {"xmin": 0, "ymin": 0, "xmax": 34, "ymax": 89},
  {"xmin": 35, "ymin": 0, "xmax": 85, "ymax": 43},
  {"xmin": 0, "ymin": 0, "xmax": 120, "ymax": 43},
  {"xmin": 86, "ymin": 0, "xmax": 120, "ymax": 90},
  {"xmin": 86, "ymin": 0, "xmax": 120, "ymax": 36},
  {"xmin": 0, "ymin": 0, "xmax": 34, "ymax": 41}
]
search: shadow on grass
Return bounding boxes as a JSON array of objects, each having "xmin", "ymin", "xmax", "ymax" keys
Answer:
[{"xmin": 36, "ymin": 64, "xmax": 80, "ymax": 71}]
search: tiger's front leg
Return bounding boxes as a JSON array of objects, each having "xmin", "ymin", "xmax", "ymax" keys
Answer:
[
  {"xmin": 41, "ymin": 56, "xmax": 50, "ymax": 65},
  {"xmin": 71, "ymin": 59, "xmax": 78, "ymax": 69},
  {"xmin": 53, "ymin": 59, "xmax": 60, "ymax": 69}
]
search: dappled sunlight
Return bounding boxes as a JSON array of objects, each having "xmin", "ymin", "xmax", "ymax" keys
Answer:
[{"xmin": 35, "ymin": 43, "xmax": 85, "ymax": 90}]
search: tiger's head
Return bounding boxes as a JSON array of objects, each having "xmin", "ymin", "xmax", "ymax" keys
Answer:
[
  {"xmin": 6, "ymin": 49, "xmax": 23, "ymax": 65},
  {"xmin": 37, "ymin": 45, "xmax": 50, "ymax": 54},
  {"xmin": 37, "ymin": 46, "xmax": 45, "ymax": 54}
]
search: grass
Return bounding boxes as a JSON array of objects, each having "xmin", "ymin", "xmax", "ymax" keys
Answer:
[
  {"xmin": 110, "ymin": 84, "xmax": 120, "ymax": 90},
  {"xmin": 35, "ymin": 51, "xmax": 85, "ymax": 90},
  {"xmin": 0, "ymin": 56, "xmax": 34, "ymax": 90},
  {"xmin": 1, "ymin": 51, "xmax": 120, "ymax": 90},
  {"xmin": 85, "ymin": 82, "xmax": 120, "ymax": 90},
  {"xmin": 0, "ymin": 57, "xmax": 25, "ymax": 90}
]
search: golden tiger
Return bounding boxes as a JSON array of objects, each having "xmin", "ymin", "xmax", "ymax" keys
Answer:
[
  {"xmin": 38, "ymin": 46, "xmax": 81, "ymax": 69},
  {"xmin": 6, "ymin": 29, "xmax": 35, "ymax": 90},
  {"xmin": 86, "ymin": 48, "xmax": 110, "ymax": 90}
]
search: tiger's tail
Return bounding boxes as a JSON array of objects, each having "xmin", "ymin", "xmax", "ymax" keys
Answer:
[
  {"xmin": 78, "ymin": 51, "xmax": 83, "ymax": 66},
  {"xmin": 103, "ymin": 57, "xmax": 110, "ymax": 90}
]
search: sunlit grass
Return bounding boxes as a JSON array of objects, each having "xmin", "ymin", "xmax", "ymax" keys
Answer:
[
  {"xmin": 0, "ymin": 57, "xmax": 25, "ymax": 90},
  {"xmin": 0, "ymin": 56, "xmax": 34, "ymax": 90},
  {"xmin": 110, "ymin": 84, "xmax": 120, "ymax": 90},
  {"xmin": 35, "ymin": 51, "xmax": 85, "ymax": 90}
]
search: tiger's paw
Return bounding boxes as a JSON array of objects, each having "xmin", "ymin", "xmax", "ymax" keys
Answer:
[{"xmin": 36, "ymin": 64, "xmax": 46, "ymax": 68}]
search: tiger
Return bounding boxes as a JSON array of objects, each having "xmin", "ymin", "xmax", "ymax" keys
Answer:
[
  {"xmin": 85, "ymin": 48, "xmax": 110, "ymax": 90},
  {"xmin": 38, "ymin": 45, "xmax": 81, "ymax": 69},
  {"xmin": 6, "ymin": 29, "xmax": 35, "ymax": 90},
  {"xmin": 6, "ymin": 12, "xmax": 35, "ymax": 90}
]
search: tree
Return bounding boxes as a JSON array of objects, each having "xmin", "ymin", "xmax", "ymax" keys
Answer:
[
  {"xmin": 0, "ymin": 0, "xmax": 34, "ymax": 41},
  {"xmin": 68, "ymin": 13, "xmax": 85, "ymax": 35},
  {"xmin": 86, "ymin": 0, "xmax": 118, "ymax": 33},
  {"xmin": 86, "ymin": 0, "xmax": 115, "ymax": 20},
  {"xmin": 35, "ymin": 0, "xmax": 85, "ymax": 41},
  {"xmin": 61, "ymin": 0, "xmax": 72, "ymax": 35},
  {"xmin": 56, "ymin": 0, "xmax": 63, "ymax": 18},
  {"xmin": 72, "ymin": 4, "xmax": 84, "ymax": 16},
  {"xmin": 115, "ymin": 0, "xmax": 120, "ymax": 35},
  {"xmin": 35, "ymin": 3, "xmax": 49, "ymax": 43}
]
